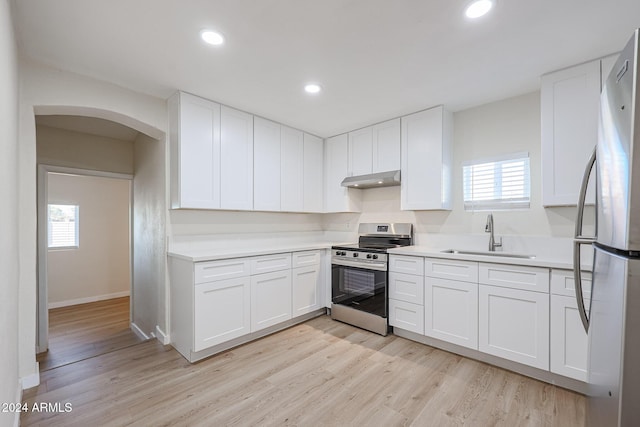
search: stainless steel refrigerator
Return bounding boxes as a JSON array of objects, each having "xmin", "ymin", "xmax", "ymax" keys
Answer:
[{"xmin": 574, "ymin": 28, "xmax": 640, "ymax": 426}]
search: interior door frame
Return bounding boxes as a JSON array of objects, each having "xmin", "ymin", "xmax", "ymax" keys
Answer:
[{"xmin": 37, "ymin": 164, "xmax": 134, "ymax": 353}]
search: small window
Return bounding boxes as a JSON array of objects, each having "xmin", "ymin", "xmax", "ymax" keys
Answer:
[
  {"xmin": 48, "ymin": 204, "xmax": 79, "ymax": 249},
  {"xmin": 463, "ymin": 153, "xmax": 530, "ymax": 211}
]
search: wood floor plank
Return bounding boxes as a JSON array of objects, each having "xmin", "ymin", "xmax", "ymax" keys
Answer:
[{"xmin": 22, "ymin": 315, "xmax": 586, "ymax": 426}]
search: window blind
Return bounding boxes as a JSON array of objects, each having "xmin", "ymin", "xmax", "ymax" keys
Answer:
[
  {"xmin": 463, "ymin": 153, "xmax": 530, "ymax": 211},
  {"xmin": 48, "ymin": 204, "xmax": 79, "ymax": 248}
]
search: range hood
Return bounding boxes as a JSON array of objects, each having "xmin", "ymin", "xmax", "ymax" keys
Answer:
[{"xmin": 341, "ymin": 170, "xmax": 401, "ymax": 189}]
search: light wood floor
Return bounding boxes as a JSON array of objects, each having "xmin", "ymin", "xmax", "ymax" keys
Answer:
[
  {"xmin": 37, "ymin": 297, "xmax": 145, "ymax": 371},
  {"xmin": 23, "ymin": 316, "xmax": 585, "ymax": 426}
]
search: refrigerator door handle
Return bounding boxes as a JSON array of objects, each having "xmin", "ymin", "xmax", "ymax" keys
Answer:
[{"xmin": 573, "ymin": 147, "xmax": 597, "ymax": 332}]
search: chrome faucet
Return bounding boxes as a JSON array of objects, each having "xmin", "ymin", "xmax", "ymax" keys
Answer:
[{"xmin": 485, "ymin": 213, "xmax": 502, "ymax": 252}]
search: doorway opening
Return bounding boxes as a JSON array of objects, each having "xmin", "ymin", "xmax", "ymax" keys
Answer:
[
  {"xmin": 37, "ymin": 168, "xmax": 144, "ymax": 370},
  {"xmin": 34, "ymin": 112, "xmax": 165, "ymax": 371}
]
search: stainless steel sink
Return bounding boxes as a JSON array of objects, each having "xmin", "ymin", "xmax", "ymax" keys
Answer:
[{"xmin": 441, "ymin": 249, "xmax": 536, "ymax": 259}]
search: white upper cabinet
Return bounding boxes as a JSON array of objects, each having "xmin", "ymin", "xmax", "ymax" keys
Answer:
[
  {"xmin": 303, "ymin": 133, "xmax": 324, "ymax": 213},
  {"xmin": 253, "ymin": 117, "xmax": 281, "ymax": 211},
  {"xmin": 324, "ymin": 134, "xmax": 362, "ymax": 213},
  {"xmin": 348, "ymin": 127, "xmax": 373, "ymax": 176},
  {"xmin": 401, "ymin": 106, "xmax": 452, "ymax": 211},
  {"xmin": 281, "ymin": 126, "xmax": 304, "ymax": 212},
  {"xmin": 372, "ymin": 118, "xmax": 401, "ymax": 172},
  {"xmin": 348, "ymin": 118, "xmax": 400, "ymax": 176},
  {"xmin": 541, "ymin": 56, "xmax": 616, "ymax": 206},
  {"xmin": 169, "ymin": 92, "xmax": 221, "ymax": 209},
  {"xmin": 220, "ymin": 106, "xmax": 254, "ymax": 210}
]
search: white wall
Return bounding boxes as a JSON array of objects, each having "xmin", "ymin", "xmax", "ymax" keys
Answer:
[
  {"xmin": 18, "ymin": 59, "xmax": 167, "ymax": 384},
  {"xmin": 324, "ymin": 91, "xmax": 594, "ymax": 245},
  {"xmin": 0, "ymin": 0, "xmax": 20, "ymax": 423},
  {"xmin": 133, "ymin": 133, "xmax": 165, "ymax": 337},
  {"xmin": 37, "ymin": 124, "xmax": 134, "ymax": 174},
  {"xmin": 47, "ymin": 173, "xmax": 131, "ymax": 307}
]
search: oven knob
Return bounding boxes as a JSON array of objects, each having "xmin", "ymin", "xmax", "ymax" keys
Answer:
[
  {"xmin": 335, "ymin": 251, "xmax": 340, "ymax": 256},
  {"xmin": 366, "ymin": 254, "xmax": 372, "ymax": 259},
  {"xmin": 353, "ymin": 253, "xmax": 359, "ymax": 258},
  {"xmin": 341, "ymin": 251, "xmax": 346, "ymax": 256},
  {"xmin": 372, "ymin": 254, "xmax": 378, "ymax": 259}
]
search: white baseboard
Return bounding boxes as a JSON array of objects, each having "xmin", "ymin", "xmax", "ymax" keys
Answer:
[
  {"xmin": 130, "ymin": 322, "xmax": 150, "ymax": 340},
  {"xmin": 155, "ymin": 325, "xmax": 170, "ymax": 345},
  {"xmin": 20, "ymin": 362, "xmax": 40, "ymax": 390},
  {"xmin": 48, "ymin": 291, "xmax": 130, "ymax": 309}
]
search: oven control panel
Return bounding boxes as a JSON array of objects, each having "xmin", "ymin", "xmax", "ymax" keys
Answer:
[{"xmin": 331, "ymin": 250, "xmax": 388, "ymax": 271}]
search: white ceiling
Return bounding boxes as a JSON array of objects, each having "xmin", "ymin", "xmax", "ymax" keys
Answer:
[{"xmin": 12, "ymin": 0, "xmax": 640, "ymax": 138}]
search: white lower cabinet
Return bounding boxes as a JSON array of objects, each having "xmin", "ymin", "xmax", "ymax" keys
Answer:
[
  {"xmin": 251, "ymin": 269, "xmax": 293, "ymax": 332},
  {"xmin": 194, "ymin": 277, "xmax": 251, "ymax": 352},
  {"xmin": 292, "ymin": 264, "xmax": 321, "ymax": 316},
  {"xmin": 389, "ymin": 272, "xmax": 424, "ymax": 304},
  {"xmin": 389, "ymin": 299, "xmax": 424, "ymax": 334},
  {"xmin": 478, "ymin": 284, "xmax": 549, "ymax": 370},
  {"xmin": 424, "ymin": 277, "xmax": 478, "ymax": 350},
  {"xmin": 550, "ymin": 294, "xmax": 588, "ymax": 381}
]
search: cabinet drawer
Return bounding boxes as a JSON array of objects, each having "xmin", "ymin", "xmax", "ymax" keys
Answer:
[
  {"xmin": 195, "ymin": 258, "xmax": 250, "ymax": 284},
  {"xmin": 425, "ymin": 258, "xmax": 478, "ymax": 283},
  {"xmin": 479, "ymin": 263, "xmax": 549, "ymax": 293},
  {"xmin": 292, "ymin": 250, "xmax": 321, "ymax": 268},
  {"xmin": 389, "ymin": 272, "xmax": 424, "ymax": 305},
  {"xmin": 550, "ymin": 269, "xmax": 592, "ymax": 297},
  {"xmin": 250, "ymin": 253, "xmax": 292, "ymax": 275},
  {"xmin": 389, "ymin": 299, "xmax": 424, "ymax": 335},
  {"xmin": 389, "ymin": 255, "xmax": 424, "ymax": 275}
]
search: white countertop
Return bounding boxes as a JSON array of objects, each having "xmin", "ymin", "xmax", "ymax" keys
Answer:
[
  {"xmin": 168, "ymin": 242, "xmax": 335, "ymax": 262},
  {"xmin": 388, "ymin": 245, "xmax": 589, "ymax": 271}
]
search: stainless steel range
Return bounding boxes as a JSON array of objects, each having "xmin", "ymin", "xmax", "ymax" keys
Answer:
[{"xmin": 331, "ymin": 223, "xmax": 413, "ymax": 336}]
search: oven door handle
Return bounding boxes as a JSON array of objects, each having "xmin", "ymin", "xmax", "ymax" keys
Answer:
[{"xmin": 331, "ymin": 259, "xmax": 387, "ymax": 271}]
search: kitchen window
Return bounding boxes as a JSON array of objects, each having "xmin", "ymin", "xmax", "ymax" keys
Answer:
[
  {"xmin": 48, "ymin": 204, "xmax": 79, "ymax": 249},
  {"xmin": 463, "ymin": 153, "xmax": 530, "ymax": 210}
]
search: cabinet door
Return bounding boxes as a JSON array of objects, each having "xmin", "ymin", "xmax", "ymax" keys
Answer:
[
  {"xmin": 220, "ymin": 106, "xmax": 254, "ymax": 210},
  {"xmin": 348, "ymin": 127, "xmax": 373, "ymax": 176},
  {"xmin": 253, "ymin": 117, "xmax": 281, "ymax": 211},
  {"xmin": 251, "ymin": 269, "xmax": 292, "ymax": 332},
  {"xmin": 478, "ymin": 284, "xmax": 549, "ymax": 370},
  {"xmin": 194, "ymin": 277, "xmax": 250, "ymax": 351},
  {"xmin": 281, "ymin": 126, "xmax": 304, "ymax": 212},
  {"xmin": 372, "ymin": 118, "xmax": 400, "ymax": 173},
  {"xmin": 292, "ymin": 265, "xmax": 321, "ymax": 316},
  {"xmin": 550, "ymin": 294, "xmax": 588, "ymax": 381},
  {"xmin": 425, "ymin": 277, "xmax": 478, "ymax": 350},
  {"xmin": 401, "ymin": 106, "xmax": 452, "ymax": 210},
  {"xmin": 389, "ymin": 272, "xmax": 424, "ymax": 305},
  {"xmin": 303, "ymin": 133, "xmax": 324, "ymax": 213},
  {"xmin": 541, "ymin": 60, "xmax": 600, "ymax": 206},
  {"xmin": 389, "ymin": 299, "xmax": 424, "ymax": 334},
  {"xmin": 324, "ymin": 134, "xmax": 361, "ymax": 213},
  {"xmin": 170, "ymin": 92, "xmax": 221, "ymax": 209}
]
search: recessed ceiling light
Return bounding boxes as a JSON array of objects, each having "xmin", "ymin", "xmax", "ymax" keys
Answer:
[
  {"xmin": 465, "ymin": 0, "xmax": 494, "ymax": 19},
  {"xmin": 304, "ymin": 83, "xmax": 322, "ymax": 94},
  {"xmin": 201, "ymin": 30, "xmax": 224, "ymax": 46}
]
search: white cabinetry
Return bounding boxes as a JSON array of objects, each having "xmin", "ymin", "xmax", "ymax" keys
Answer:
[
  {"xmin": 348, "ymin": 118, "xmax": 401, "ymax": 176},
  {"xmin": 478, "ymin": 263, "xmax": 550, "ymax": 370},
  {"xmin": 281, "ymin": 126, "xmax": 304, "ymax": 212},
  {"xmin": 253, "ymin": 117, "xmax": 281, "ymax": 211},
  {"xmin": 251, "ymin": 268, "xmax": 292, "ymax": 332},
  {"xmin": 400, "ymin": 106, "xmax": 452, "ymax": 211},
  {"xmin": 292, "ymin": 251, "xmax": 322, "ymax": 316},
  {"xmin": 550, "ymin": 269, "xmax": 591, "ymax": 381},
  {"xmin": 303, "ymin": 133, "xmax": 324, "ymax": 212},
  {"xmin": 220, "ymin": 106, "xmax": 254, "ymax": 210},
  {"xmin": 194, "ymin": 276, "xmax": 250, "ymax": 351},
  {"xmin": 324, "ymin": 134, "xmax": 361, "ymax": 212},
  {"xmin": 169, "ymin": 92, "xmax": 221, "ymax": 209},
  {"xmin": 424, "ymin": 258, "xmax": 478, "ymax": 350},
  {"xmin": 388, "ymin": 256, "xmax": 424, "ymax": 334},
  {"xmin": 541, "ymin": 55, "xmax": 617, "ymax": 206}
]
